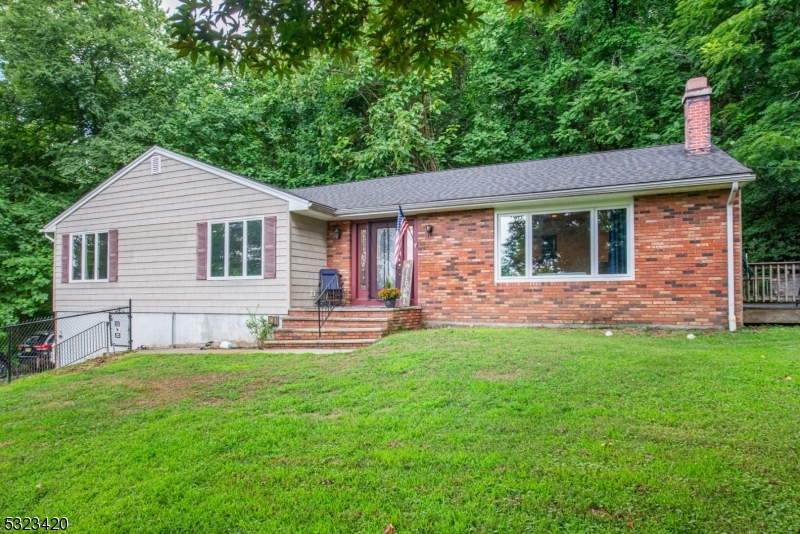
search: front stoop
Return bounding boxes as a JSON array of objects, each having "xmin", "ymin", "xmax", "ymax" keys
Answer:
[{"xmin": 266, "ymin": 306, "xmax": 422, "ymax": 349}]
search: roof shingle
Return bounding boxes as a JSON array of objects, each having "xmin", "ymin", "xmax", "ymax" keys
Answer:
[{"xmin": 289, "ymin": 144, "xmax": 751, "ymax": 212}]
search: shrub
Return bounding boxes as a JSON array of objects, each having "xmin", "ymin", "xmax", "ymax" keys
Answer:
[{"xmin": 245, "ymin": 307, "xmax": 273, "ymax": 349}]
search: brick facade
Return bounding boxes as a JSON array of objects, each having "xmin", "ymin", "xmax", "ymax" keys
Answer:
[
  {"xmin": 329, "ymin": 189, "xmax": 744, "ymax": 329},
  {"xmin": 327, "ymin": 220, "xmax": 352, "ymax": 304}
]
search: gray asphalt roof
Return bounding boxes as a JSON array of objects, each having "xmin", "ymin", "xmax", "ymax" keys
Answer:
[{"xmin": 288, "ymin": 144, "xmax": 751, "ymax": 212}]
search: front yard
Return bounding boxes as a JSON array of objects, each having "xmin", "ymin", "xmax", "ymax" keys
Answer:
[{"xmin": 1, "ymin": 327, "xmax": 798, "ymax": 533}]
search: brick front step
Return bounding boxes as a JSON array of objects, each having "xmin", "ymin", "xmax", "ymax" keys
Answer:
[
  {"xmin": 287, "ymin": 307, "xmax": 417, "ymax": 319},
  {"xmin": 280, "ymin": 316, "xmax": 391, "ymax": 329},
  {"xmin": 262, "ymin": 339, "xmax": 378, "ymax": 349},
  {"xmin": 273, "ymin": 327, "xmax": 386, "ymax": 341},
  {"xmin": 271, "ymin": 307, "xmax": 423, "ymax": 348}
]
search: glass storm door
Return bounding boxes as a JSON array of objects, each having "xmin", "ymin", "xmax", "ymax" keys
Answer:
[{"xmin": 369, "ymin": 222, "xmax": 397, "ymax": 300}]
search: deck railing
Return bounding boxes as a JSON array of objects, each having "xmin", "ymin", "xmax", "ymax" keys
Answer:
[{"xmin": 744, "ymin": 261, "xmax": 799, "ymax": 304}]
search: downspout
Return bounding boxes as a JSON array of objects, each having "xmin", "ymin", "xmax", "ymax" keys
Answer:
[{"xmin": 727, "ymin": 182, "xmax": 739, "ymax": 332}]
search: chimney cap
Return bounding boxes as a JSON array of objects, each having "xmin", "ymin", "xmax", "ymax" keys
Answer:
[
  {"xmin": 683, "ymin": 76, "xmax": 712, "ymax": 104},
  {"xmin": 686, "ymin": 77, "xmax": 709, "ymax": 92}
]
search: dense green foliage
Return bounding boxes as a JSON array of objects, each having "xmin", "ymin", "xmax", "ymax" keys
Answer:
[
  {"xmin": 169, "ymin": 0, "xmax": 561, "ymax": 77},
  {"xmin": 1, "ymin": 327, "xmax": 799, "ymax": 531},
  {"xmin": 0, "ymin": 0, "xmax": 798, "ymax": 323}
]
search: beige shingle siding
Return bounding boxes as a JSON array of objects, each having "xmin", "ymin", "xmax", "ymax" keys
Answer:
[
  {"xmin": 289, "ymin": 213, "xmax": 327, "ymax": 308},
  {"xmin": 53, "ymin": 155, "xmax": 291, "ymax": 314}
]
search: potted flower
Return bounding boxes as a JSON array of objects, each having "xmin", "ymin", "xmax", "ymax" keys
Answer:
[{"xmin": 377, "ymin": 279, "xmax": 401, "ymax": 308}]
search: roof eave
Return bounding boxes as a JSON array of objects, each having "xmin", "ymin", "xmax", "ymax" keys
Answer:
[{"xmin": 327, "ymin": 172, "xmax": 756, "ymax": 219}]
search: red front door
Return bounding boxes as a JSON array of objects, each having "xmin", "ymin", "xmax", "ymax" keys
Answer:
[{"xmin": 352, "ymin": 219, "xmax": 417, "ymax": 305}]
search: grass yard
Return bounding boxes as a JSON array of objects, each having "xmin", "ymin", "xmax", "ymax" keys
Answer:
[{"xmin": 1, "ymin": 327, "xmax": 799, "ymax": 533}]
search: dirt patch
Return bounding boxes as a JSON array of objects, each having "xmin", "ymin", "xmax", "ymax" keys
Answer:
[
  {"xmin": 474, "ymin": 369, "xmax": 526, "ymax": 381},
  {"xmin": 54, "ymin": 352, "xmax": 126, "ymax": 374},
  {"xmin": 109, "ymin": 373, "xmax": 242, "ymax": 411},
  {"xmin": 240, "ymin": 373, "xmax": 287, "ymax": 396},
  {"xmin": 111, "ymin": 371, "xmax": 289, "ymax": 413}
]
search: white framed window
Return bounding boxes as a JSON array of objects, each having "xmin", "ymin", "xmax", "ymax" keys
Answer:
[
  {"xmin": 70, "ymin": 231, "xmax": 110, "ymax": 282},
  {"xmin": 208, "ymin": 218, "xmax": 263, "ymax": 279},
  {"xmin": 495, "ymin": 201, "xmax": 634, "ymax": 282}
]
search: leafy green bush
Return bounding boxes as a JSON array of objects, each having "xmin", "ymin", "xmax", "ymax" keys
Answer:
[{"xmin": 245, "ymin": 308, "xmax": 273, "ymax": 349}]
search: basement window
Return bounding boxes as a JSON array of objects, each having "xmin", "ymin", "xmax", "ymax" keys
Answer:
[
  {"xmin": 496, "ymin": 203, "xmax": 633, "ymax": 282},
  {"xmin": 70, "ymin": 231, "xmax": 109, "ymax": 282}
]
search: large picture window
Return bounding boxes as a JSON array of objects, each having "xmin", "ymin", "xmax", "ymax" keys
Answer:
[
  {"xmin": 209, "ymin": 219, "xmax": 263, "ymax": 278},
  {"xmin": 70, "ymin": 231, "xmax": 109, "ymax": 282},
  {"xmin": 496, "ymin": 204, "xmax": 632, "ymax": 281}
]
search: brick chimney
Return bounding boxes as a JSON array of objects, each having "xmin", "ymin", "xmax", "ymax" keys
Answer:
[{"xmin": 683, "ymin": 77, "xmax": 712, "ymax": 155}]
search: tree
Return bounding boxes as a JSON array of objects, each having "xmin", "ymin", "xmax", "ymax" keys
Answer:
[
  {"xmin": 168, "ymin": 0, "xmax": 561, "ymax": 76},
  {"xmin": 672, "ymin": 0, "xmax": 800, "ymax": 260},
  {"xmin": 0, "ymin": 0, "xmax": 174, "ymax": 324}
]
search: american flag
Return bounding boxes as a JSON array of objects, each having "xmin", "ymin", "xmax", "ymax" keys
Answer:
[{"xmin": 394, "ymin": 205, "xmax": 408, "ymax": 265}]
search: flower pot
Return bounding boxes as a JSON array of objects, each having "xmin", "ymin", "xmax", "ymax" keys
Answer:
[{"xmin": 384, "ymin": 298, "xmax": 396, "ymax": 308}]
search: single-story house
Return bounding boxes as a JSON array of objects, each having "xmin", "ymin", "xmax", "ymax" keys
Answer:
[{"xmin": 42, "ymin": 77, "xmax": 755, "ymax": 348}]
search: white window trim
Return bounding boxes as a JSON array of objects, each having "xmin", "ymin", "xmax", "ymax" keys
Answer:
[
  {"xmin": 207, "ymin": 218, "xmax": 265, "ymax": 280},
  {"xmin": 69, "ymin": 230, "xmax": 110, "ymax": 283},
  {"xmin": 495, "ymin": 200, "xmax": 635, "ymax": 283}
]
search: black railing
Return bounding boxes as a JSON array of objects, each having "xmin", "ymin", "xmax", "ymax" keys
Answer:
[
  {"xmin": 316, "ymin": 275, "xmax": 342, "ymax": 339},
  {"xmin": 55, "ymin": 322, "xmax": 109, "ymax": 367},
  {"xmin": 1, "ymin": 303, "xmax": 132, "ymax": 384}
]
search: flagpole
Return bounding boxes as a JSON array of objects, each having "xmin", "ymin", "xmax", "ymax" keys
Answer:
[{"xmin": 397, "ymin": 202, "xmax": 418, "ymax": 246}]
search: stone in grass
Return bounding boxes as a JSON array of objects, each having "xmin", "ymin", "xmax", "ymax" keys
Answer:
[
  {"xmin": 687, "ymin": 334, "xmax": 696, "ymax": 340},
  {"xmin": 605, "ymin": 331, "xmax": 613, "ymax": 337}
]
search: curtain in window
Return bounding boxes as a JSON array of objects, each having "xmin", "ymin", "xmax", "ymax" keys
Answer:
[{"xmin": 606, "ymin": 209, "xmax": 627, "ymax": 274}]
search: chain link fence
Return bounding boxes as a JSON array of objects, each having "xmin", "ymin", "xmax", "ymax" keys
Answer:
[{"xmin": 1, "ymin": 302, "xmax": 131, "ymax": 383}]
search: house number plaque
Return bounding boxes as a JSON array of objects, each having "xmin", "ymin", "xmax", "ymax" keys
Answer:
[{"xmin": 399, "ymin": 260, "xmax": 413, "ymax": 307}]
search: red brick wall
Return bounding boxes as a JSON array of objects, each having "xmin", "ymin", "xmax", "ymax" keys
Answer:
[
  {"xmin": 327, "ymin": 189, "xmax": 743, "ymax": 328},
  {"xmin": 327, "ymin": 220, "xmax": 352, "ymax": 305},
  {"xmin": 411, "ymin": 190, "xmax": 742, "ymax": 328}
]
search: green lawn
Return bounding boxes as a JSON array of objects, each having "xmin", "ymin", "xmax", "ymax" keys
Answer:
[{"xmin": 1, "ymin": 327, "xmax": 799, "ymax": 533}]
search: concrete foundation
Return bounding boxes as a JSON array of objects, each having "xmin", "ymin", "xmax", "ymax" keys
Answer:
[{"xmin": 132, "ymin": 312, "xmax": 259, "ymax": 349}]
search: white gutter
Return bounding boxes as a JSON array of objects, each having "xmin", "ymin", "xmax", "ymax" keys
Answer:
[
  {"xmin": 727, "ymin": 182, "xmax": 739, "ymax": 332},
  {"xmin": 43, "ymin": 232, "xmax": 55, "ymax": 243}
]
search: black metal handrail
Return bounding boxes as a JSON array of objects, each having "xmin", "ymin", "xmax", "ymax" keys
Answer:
[
  {"xmin": 55, "ymin": 322, "xmax": 109, "ymax": 367},
  {"xmin": 316, "ymin": 274, "xmax": 342, "ymax": 339}
]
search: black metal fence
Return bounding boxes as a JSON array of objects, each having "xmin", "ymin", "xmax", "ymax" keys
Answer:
[{"xmin": 0, "ymin": 303, "xmax": 131, "ymax": 383}]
